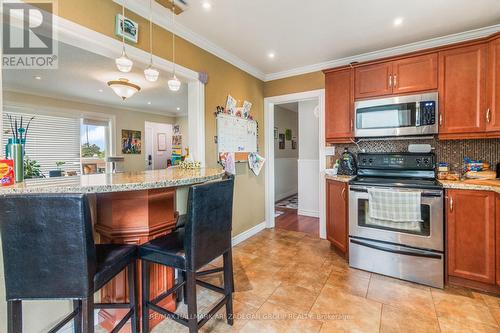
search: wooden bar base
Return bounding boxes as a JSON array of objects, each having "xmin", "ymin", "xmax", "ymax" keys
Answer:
[{"xmin": 95, "ymin": 188, "xmax": 178, "ymax": 331}]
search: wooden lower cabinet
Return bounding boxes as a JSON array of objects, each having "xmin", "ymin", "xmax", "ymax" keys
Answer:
[
  {"xmin": 496, "ymin": 193, "xmax": 500, "ymax": 286},
  {"xmin": 326, "ymin": 180, "xmax": 348, "ymax": 256},
  {"xmin": 446, "ymin": 189, "xmax": 496, "ymax": 285}
]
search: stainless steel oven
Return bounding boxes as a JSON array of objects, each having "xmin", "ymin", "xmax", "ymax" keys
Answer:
[{"xmin": 354, "ymin": 92, "xmax": 438, "ymax": 138}]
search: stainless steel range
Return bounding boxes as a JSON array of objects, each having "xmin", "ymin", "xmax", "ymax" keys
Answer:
[{"xmin": 348, "ymin": 152, "xmax": 444, "ymax": 288}]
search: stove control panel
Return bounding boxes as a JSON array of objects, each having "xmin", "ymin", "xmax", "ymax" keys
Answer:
[{"xmin": 358, "ymin": 153, "xmax": 435, "ymax": 170}]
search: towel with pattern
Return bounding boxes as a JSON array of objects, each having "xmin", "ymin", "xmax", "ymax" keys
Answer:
[{"xmin": 368, "ymin": 188, "xmax": 422, "ymax": 223}]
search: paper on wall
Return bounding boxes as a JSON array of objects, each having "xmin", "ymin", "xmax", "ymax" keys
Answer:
[
  {"xmin": 220, "ymin": 152, "xmax": 236, "ymax": 175},
  {"xmin": 248, "ymin": 152, "xmax": 265, "ymax": 176}
]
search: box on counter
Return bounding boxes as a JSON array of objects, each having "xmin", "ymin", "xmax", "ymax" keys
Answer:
[{"xmin": 0, "ymin": 160, "xmax": 14, "ymax": 186}]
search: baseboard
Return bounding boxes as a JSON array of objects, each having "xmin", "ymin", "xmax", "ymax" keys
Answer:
[
  {"xmin": 298, "ymin": 209, "xmax": 319, "ymax": 218},
  {"xmin": 232, "ymin": 221, "xmax": 267, "ymax": 246}
]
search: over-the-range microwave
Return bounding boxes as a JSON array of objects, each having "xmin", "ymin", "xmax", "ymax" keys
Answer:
[{"xmin": 354, "ymin": 92, "xmax": 438, "ymax": 138}]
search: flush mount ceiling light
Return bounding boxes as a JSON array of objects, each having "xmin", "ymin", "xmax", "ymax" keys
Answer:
[
  {"xmin": 107, "ymin": 78, "xmax": 141, "ymax": 100},
  {"xmin": 202, "ymin": 1, "xmax": 212, "ymax": 10},
  {"xmin": 393, "ymin": 17, "xmax": 404, "ymax": 27},
  {"xmin": 116, "ymin": 1, "xmax": 134, "ymax": 73},
  {"xmin": 268, "ymin": 52, "xmax": 276, "ymax": 59},
  {"xmin": 168, "ymin": 0, "xmax": 181, "ymax": 92},
  {"xmin": 144, "ymin": 0, "xmax": 160, "ymax": 82}
]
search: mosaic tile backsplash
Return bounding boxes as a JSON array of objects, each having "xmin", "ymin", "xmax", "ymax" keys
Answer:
[{"xmin": 330, "ymin": 138, "xmax": 500, "ymax": 172}]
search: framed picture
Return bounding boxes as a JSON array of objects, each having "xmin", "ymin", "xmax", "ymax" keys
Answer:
[
  {"xmin": 157, "ymin": 133, "xmax": 167, "ymax": 151},
  {"xmin": 121, "ymin": 130, "xmax": 142, "ymax": 154},
  {"xmin": 279, "ymin": 133, "xmax": 285, "ymax": 150},
  {"xmin": 285, "ymin": 129, "xmax": 292, "ymax": 140},
  {"xmin": 292, "ymin": 140, "xmax": 297, "ymax": 150},
  {"xmin": 115, "ymin": 14, "xmax": 139, "ymax": 43},
  {"xmin": 172, "ymin": 134, "xmax": 182, "ymax": 146},
  {"xmin": 274, "ymin": 127, "xmax": 278, "ymax": 139}
]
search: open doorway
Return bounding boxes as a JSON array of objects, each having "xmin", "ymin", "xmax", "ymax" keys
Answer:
[{"xmin": 264, "ymin": 90, "xmax": 327, "ymax": 239}]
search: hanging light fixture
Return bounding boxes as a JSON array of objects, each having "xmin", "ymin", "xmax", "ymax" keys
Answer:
[
  {"xmin": 116, "ymin": 1, "xmax": 133, "ymax": 73},
  {"xmin": 167, "ymin": 0, "xmax": 181, "ymax": 92},
  {"xmin": 144, "ymin": 0, "xmax": 159, "ymax": 82},
  {"xmin": 107, "ymin": 78, "xmax": 141, "ymax": 100}
]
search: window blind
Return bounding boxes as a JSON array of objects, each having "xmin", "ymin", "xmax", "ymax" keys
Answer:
[{"xmin": 2, "ymin": 111, "xmax": 81, "ymax": 177}]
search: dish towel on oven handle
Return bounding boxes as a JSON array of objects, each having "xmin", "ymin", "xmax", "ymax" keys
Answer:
[{"xmin": 368, "ymin": 188, "xmax": 422, "ymax": 223}]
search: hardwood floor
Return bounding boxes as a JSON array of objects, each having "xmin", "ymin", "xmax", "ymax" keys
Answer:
[{"xmin": 275, "ymin": 207, "xmax": 319, "ymax": 237}]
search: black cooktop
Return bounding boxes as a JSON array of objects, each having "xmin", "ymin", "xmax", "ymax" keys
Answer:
[{"xmin": 349, "ymin": 176, "xmax": 443, "ymax": 190}]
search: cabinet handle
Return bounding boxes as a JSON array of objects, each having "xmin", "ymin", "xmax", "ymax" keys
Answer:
[
  {"xmin": 439, "ymin": 113, "xmax": 443, "ymax": 126},
  {"xmin": 388, "ymin": 75, "xmax": 393, "ymax": 88},
  {"xmin": 393, "ymin": 74, "xmax": 397, "ymax": 87},
  {"xmin": 350, "ymin": 119, "xmax": 354, "ymax": 131},
  {"xmin": 341, "ymin": 187, "xmax": 346, "ymax": 200},
  {"xmin": 486, "ymin": 108, "xmax": 491, "ymax": 123},
  {"xmin": 449, "ymin": 196, "xmax": 453, "ymax": 212}
]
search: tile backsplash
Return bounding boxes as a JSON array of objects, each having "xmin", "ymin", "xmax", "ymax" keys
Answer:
[{"xmin": 330, "ymin": 138, "xmax": 500, "ymax": 172}]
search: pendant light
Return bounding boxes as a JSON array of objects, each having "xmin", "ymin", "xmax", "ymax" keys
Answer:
[
  {"xmin": 108, "ymin": 78, "xmax": 141, "ymax": 100},
  {"xmin": 167, "ymin": 0, "xmax": 181, "ymax": 92},
  {"xmin": 144, "ymin": 0, "xmax": 159, "ymax": 82},
  {"xmin": 115, "ymin": 1, "xmax": 133, "ymax": 73}
]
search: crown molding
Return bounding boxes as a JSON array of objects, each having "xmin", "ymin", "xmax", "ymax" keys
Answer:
[
  {"xmin": 113, "ymin": 0, "xmax": 266, "ymax": 81},
  {"xmin": 264, "ymin": 23, "xmax": 500, "ymax": 82}
]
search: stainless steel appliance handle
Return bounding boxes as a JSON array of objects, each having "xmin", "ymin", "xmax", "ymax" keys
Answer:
[
  {"xmin": 350, "ymin": 238, "xmax": 442, "ymax": 259},
  {"xmin": 349, "ymin": 186, "xmax": 442, "ymax": 197}
]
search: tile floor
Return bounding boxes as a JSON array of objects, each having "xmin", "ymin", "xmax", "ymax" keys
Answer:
[{"xmin": 101, "ymin": 228, "xmax": 500, "ymax": 332}]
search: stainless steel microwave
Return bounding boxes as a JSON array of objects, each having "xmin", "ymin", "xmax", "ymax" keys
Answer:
[{"xmin": 354, "ymin": 92, "xmax": 438, "ymax": 138}]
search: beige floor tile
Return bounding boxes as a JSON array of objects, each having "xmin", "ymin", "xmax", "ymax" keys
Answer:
[
  {"xmin": 438, "ymin": 316, "xmax": 500, "ymax": 333},
  {"xmin": 325, "ymin": 271, "xmax": 370, "ymax": 298},
  {"xmin": 367, "ymin": 274, "xmax": 436, "ymax": 317},
  {"xmin": 483, "ymin": 293, "xmax": 500, "ymax": 308},
  {"xmin": 310, "ymin": 285, "xmax": 382, "ymax": 332},
  {"xmin": 380, "ymin": 304, "xmax": 440, "ymax": 333},
  {"xmin": 432, "ymin": 288, "xmax": 498, "ymax": 328},
  {"xmin": 267, "ymin": 282, "xmax": 320, "ymax": 313},
  {"xmin": 200, "ymin": 299, "xmax": 259, "ymax": 333}
]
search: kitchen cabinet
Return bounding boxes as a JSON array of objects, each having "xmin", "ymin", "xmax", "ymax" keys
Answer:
[
  {"xmin": 496, "ymin": 193, "xmax": 500, "ymax": 286},
  {"xmin": 325, "ymin": 69, "xmax": 353, "ymax": 142},
  {"xmin": 446, "ymin": 189, "xmax": 495, "ymax": 284},
  {"xmin": 438, "ymin": 44, "xmax": 488, "ymax": 137},
  {"xmin": 354, "ymin": 53, "xmax": 438, "ymax": 99},
  {"xmin": 326, "ymin": 180, "xmax": 348, "ymax": 256},
  {"xmin": 487, "ymin": 36, "xmax": 500, "ymax": 133}
]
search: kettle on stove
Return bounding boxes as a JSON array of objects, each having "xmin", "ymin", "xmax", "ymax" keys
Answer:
[{"xmin": 338, "ymin": 147, "xmax": 357, "ymax": 176}]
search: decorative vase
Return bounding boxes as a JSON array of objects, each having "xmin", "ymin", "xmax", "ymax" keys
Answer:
[{"xmin": 10, "ymin": 143, "xmax": 24, "ymax": 183}]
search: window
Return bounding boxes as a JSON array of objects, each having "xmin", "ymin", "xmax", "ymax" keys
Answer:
[{"xmin": 81, "ymin": 119, "xmax": 110, "ymax": 174}]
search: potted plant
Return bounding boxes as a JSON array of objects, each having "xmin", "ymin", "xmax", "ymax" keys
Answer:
[
  {"xmin": 24, "ymin": 157, "xmax": 43, "ymax": 179},
  {"xmin": 49, "ymin": 161, "xmax": 66, "ymax": 178}
]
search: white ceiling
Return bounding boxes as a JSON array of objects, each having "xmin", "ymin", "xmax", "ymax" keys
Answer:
[
  {"xmin": 124, "ymin": 0, "xmax": 500, "ymax": 80},
  {"xmin": 2, "ymin": 42, "xmax": 189, "ymax": 117}
]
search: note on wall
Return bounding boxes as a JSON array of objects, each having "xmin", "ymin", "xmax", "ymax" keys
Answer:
[{"xmin": 216, "ymin": 113, "xmax": 257, "ymax": 160}]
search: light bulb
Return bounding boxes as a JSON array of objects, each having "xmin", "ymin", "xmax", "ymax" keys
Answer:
[
  {"xmin": 144, "ymin": 66, "xmax": 160, "ymax": 82},
  {"xmin": 115, "ymin": 51, "xmax": 133, "ymax": 73},
  {"xmin": 168, "ymin": 75, "xmax": 181, "ymax": 91}
]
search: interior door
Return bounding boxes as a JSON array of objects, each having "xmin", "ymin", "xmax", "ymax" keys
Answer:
[
  {"xmin": 145, "ymin": 122, "xmax": 154, "ymax": 170},
  {"xmin": 392, "ymin": 53, "xmax": 438, "ymax": 94},
  {"xmin": 327, "ymin": 180, "xmax": 348, "ymax": 256},
  {"xmin": 354, "ymin": 62, "xmax": 393, "ymax": 99},
  {"xmin": 438, "ymin": 44, "xmax": 488, "ymax": 136},
  {"xmin": 447, "ymin": 189, "xmax": 495, "ymax": 284},
  {"xmin": 325, "ymin": 69, "xmax": 353, "ymax": 142},
  {"xmin": 487, "ymin": 36, "xmax": 500, "ymax": 133}
]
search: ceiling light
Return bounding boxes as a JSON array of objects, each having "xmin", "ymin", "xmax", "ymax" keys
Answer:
[
  {"xmin": 144, "ymin": 0, "xmax": 160, "ymax": 82},
  {"xmin": 268, "ymin": 52, "xmax": 275, "ymax": 59},
  {"xmin": 34, "ymin": 76, "xmax": 42, "ymax": 80},
  {"xmin": 393, "ymin": 17, "xmax": 404, "ymax": 27},
  {"xmin": 176, "ymin": 107, "xmax": 180, "ymax": 111},
  {"xmin": 116, "ymin": 2, "xmax": 134, "ymax": 72},
  {"xmin": 144, "ymin": 66, "xmax": 160, "ymax": 82},
  {"xmin": 147, "ymin": 101, "xmax": 152, "ymax": 105},
  {"xmin": 168, "ymin": 75, "xmax": 181, "ymax": 92},
  {"xmin": 107, "ymin": 78, "xmax": 141, "ymax": 100},
  {"xmin": 202, "ymin": 1, "xmax": 211, "ymax": 10},
  {"xmin": 98, "ymin": 89, "xmax": 103, "ymax": 93}
]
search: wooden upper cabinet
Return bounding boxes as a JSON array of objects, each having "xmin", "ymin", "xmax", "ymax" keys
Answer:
[
  {"xmin": 392, "ymin": 53, "xmax": 438, "ymax": 94},
  {"xmin": 439, "ymin": 44, "xmax": 488, "ymax": 136},
  {"xmin": 447, "ymin": 189, "xmax": 495, "ymax": 284},
  {"xmin": 354, "ymin": 62, "xmax": 393, "ymax": 99},
  {"xmin": 326, "ymin": 180, "xmax": 348, "ymax": 256},
  {"xmin": 487, "ymin": 36, "xmax": 500, "ymax": 133},
  {"xmin": 325, "ymin": 69, "xmax": 353, "ymax": 142}
]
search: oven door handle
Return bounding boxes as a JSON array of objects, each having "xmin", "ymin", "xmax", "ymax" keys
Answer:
[
  {"xmin": 350, "ymin": 238, "xmax": 442, "ymax": 259},
  {"xmin": 349, "ymin": 187, "xmax": 442, "ymax": 197}
]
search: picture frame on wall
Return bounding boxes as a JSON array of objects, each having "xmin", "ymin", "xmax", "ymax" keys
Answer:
[
  {"xmin": 274, "ymin": 127, "xmax": 278, "ymax": 139},
  {"xmin": 157, "ymin": 133, "xmax": 167, "ymax": 151},
  {"xmin": 292, "ymin": 140, "xmax": 297, "ymax": 150},
  {"xmin": 115, "ymin": 14, "xmax": 139, "ymax": 43},
  {"xmin": 285, "ymin": 129, "xmax": 292, "ymax": 140},
  {"xmin": 121, "ymin": 130, "xmax": 142, "ymax": 154},
  {"xmin": 279, "ymin": 133, "xmax": 285, "ymax": 150}
]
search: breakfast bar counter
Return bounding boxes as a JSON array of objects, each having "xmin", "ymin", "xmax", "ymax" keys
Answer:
[{"xmin": 0, "ymin": 167, "xmax": 224, "ymax": 331}]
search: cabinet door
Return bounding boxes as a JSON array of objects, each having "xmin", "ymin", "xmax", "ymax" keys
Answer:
[
  {"xmin": 354, "ymin": 62, "xmax": 393, "ymax": 99},
  {"xmin": 447, "ymin": 189, "xmax": 495, "ymax": 284},
  {"xmin": 487, "ymin": 37, "xmax": 500, "ymax": 132},
  {"xmin": 496, "ymin": 193, "xmax": 500, "ymax": 286},
  {"xmin": 392, "ymin": 53, "xmax": 438, "ymax": 94},
  {"xmin": 325, "ymin": 69, "xmax": 353, "ymax": 142},
  {"xmin": 439, "ymin": 44, "xmax": 488, "ymax": 136},
  {"xmin": 326, "ymin": 180, "xmax": 348, "ymax": 255}
]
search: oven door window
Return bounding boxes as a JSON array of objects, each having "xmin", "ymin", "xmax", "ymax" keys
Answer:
[
  {"xmin": 357, "ymin": 198, "xmax": 430, "ymax": 236},
  {"xmin": 356, "ymin": 103, "xmax": 416, "ymax": 129}
]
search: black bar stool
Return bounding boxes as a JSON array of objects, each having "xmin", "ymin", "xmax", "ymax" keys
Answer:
[
  {"xmin": 0, "ymin": 194, "xmax": 139, "ymax": 333},
  {"xmin": 140, "ymin": 175, "xmax": 235, "ymax": 333}
]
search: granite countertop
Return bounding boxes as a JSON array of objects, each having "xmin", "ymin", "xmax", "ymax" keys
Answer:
[
  {"xmin": 0, "ymin": 167, "xmax": 225, "ymax": 194},
  {"xmin": 439, "ymin": 179, "xmax": 500, "ymax": 194},
  {"xmin": 325, "ymin": 174, "xmax": 355, "ymax": 183}
]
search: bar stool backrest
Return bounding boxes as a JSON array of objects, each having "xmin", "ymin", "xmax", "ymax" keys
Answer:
[
  {"xmin": 0, "ymin": 194, "xmax": 97, "ymax": 300},
  {"xmin": 184, "ymin": 174, "xmax": 235, "ymax": 271}
]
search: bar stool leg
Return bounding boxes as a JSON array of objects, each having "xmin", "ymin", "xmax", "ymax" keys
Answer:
[
  {"xmin": 182, "ymin": 271, "xmax": 188, "ymax": 305},
  {"xmin": 223, "ymin": 249, "xmax": 234, "ymax": 326},
  {"xmin": 81, "ymin": 296, "xmax": 94, "ymax": 333},
  {"xmin": 7, "ymin": 300, "xmax": 22, "ymax": 333},
  {"xmin": 128, "ymin": 261, "xmax": 139, "ymax": 333},
  {"xmin": 185, "ymin": 270, "xmax": 198, "ymax": 333},
  {"xmin": 73, "ymin": 300, "xmax": 82, "ymax": 333},
  {"xmin": 141, "ymin": 261, "xmax": 150, "ymax": 333}
]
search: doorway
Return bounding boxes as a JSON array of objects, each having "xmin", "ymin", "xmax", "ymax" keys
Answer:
[
  {"xmin": 144, "ymin": 121, "xmax": 173, "ymax": 170},
  {"xmin": 264, "ymin": 90, "xmax": 327, "ymax": 239}
]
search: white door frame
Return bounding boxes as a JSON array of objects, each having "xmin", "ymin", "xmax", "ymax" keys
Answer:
[{"xmin": 264, "ymin": 89, "xmax": 327, "ymax": 239}]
